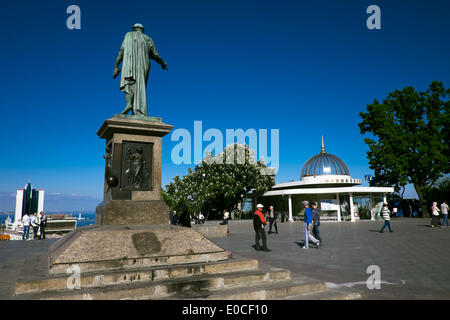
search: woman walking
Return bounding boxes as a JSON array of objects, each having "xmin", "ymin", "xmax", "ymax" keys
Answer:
[{"xmin": 431, "ymin": 202, "xmax": 441, "ymax": 228}]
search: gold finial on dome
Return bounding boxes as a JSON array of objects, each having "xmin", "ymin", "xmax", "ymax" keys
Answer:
[{"xmin": 320, "ymin": 135, "xmax": 326, "ymax": 154}]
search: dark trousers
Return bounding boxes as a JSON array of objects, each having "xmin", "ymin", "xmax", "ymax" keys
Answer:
[
  {"xmin": 269, "ymin": 218, "xmax": 278, "ymax": 234},
  {"xmin": 32, "ymin": 226, "xmax": 39, "ymax": 239},
  {"xmin": 381, "ymin": 220, "xmax": 392, "ymax": 232},
  {"xmin": 312, "ymin": 222, "xmax": 322, "ymax": 242},
  {"xmin": 254, "ymin": 228, "xmax": 268, "ymax": 250},
  {"xmin": 40, "ymin": 224, "xmax": 46, "ymax": 239}
]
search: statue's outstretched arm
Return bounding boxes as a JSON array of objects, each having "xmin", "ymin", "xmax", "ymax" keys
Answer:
[
  {"xmin": 149, "ymin": 40, "xmax": 168, "ymax": 70},
  {"xmin": 113, "ymin": 47, "xmax": 124, "ymax": 78}
]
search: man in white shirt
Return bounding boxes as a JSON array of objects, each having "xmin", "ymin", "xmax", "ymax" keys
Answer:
[
  {"xmin": 220, "ymin": 209, "xmax": 229, "ymax": 225},
  {"xmin": 198, "ymin": 212, "xmax": 205, "ymax": 224},
  {"xmin": 441, "ymin": 201, "xmax": 449, "ymax": 227},
  {"xmin": 22, "ymin": 214, "xmax": 31, "ymax": 240}
]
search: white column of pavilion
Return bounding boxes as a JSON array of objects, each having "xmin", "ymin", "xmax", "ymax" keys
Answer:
[
  {"xmin": 370, "ymin": 193, "xmax": 374, "ymax": 220},
  {"xmin": 264, "ymin": 186, "xmax": 394, "ymax": 222},
  {"xmin": 288, "ymin": 194, "xmax": 294, "ymax": 222},
  {"xmin": 336, "ymin": 193, "xmax": 342, "ymax": 222},
  {"xmin": 349, "ymin": 192, "xmax": 355, "ymax": 222}
]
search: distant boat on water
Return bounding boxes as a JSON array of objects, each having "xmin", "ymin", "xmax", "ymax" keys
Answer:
[{"xmin": 77, "ymin": 213, "xmax": 87, "ymax": 220}]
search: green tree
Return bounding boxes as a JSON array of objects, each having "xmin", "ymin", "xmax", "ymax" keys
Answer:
[
  {"xmin": 359, "ymin": 81, "xmax": 449, "ymax": 217},
  {"xmin": 162, "ymin": 143, "xmax": 275, "ymax": 220},
  {"xmin": 423, "ymin": 176, "xmax": 450, "ymax": 207}
]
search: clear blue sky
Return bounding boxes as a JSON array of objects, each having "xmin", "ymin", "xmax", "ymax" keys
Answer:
[{"xmin": 0, "ymin": 0, "xmax": 449, "ymax": 211}]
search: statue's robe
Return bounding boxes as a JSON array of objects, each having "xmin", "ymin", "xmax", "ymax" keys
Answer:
[{"xmin": 119, "ymin": 31, "xmax": 162, "ymax": 115}]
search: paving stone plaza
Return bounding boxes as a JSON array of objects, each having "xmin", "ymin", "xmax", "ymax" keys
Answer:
[
  {"xmin": 1, "ymin": 218, "xmax": 449, "ymax": 300},
  {"xmin": 214, "ymin": 218, "xmax": 450, "ymax": 299}
]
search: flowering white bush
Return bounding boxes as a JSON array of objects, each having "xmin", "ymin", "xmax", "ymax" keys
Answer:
[{"xmin": 162, "ymin": 143, "xmax": 275, "ymax": 219}]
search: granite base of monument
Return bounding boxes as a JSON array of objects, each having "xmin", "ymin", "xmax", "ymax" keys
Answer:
[
  {"xmin": 48, "ymin": 224, "xmax": 229, "ymax": 275},
  {"xmin": 46, "ymin": 115, "xmax": 229, "ymax": 276},
  {"xmin": 95, "ymin": 200, "xmax": 169, "ymax": 225}
]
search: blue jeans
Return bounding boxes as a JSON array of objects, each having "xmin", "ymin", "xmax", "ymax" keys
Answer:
[
  {"xmin": 269, "ymin": 217, "xmax": 278, "ymax": 233},
  {"xmin": 381, "ymin": 220, "xmax": 392, "ymax": 232},
  {"xmin": 303, "ymin": 223, "xmax": 319, "ymax": 248},
  {"xmin": 32, "ymin": 226, "xmax": 39, "ymax": 239},
  {"xmin": 442, "ymin": 214, "xmax": 449, "ymax": 226},
  {"xmin": 22, "ymin": 226, "xmax": 29, "ymax": 240},
  {"xmin": 313, "ymin": 222, "xmax": 322, "ymax": 243}
]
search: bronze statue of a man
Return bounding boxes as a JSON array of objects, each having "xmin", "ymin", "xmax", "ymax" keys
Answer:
[{"xmin": 113, "ymin": 23, "xmax": 168, "ymax": 116}]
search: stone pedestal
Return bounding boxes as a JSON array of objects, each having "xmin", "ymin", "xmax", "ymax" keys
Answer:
[
  {"xmin": 96, "ymin": 200, "xmax": 169, "ymax": 225},
  {"xmin": 95, "ymin": 115, "xmax": 173, "ymax": 225},
  {"xmin": 47, "ymin": 115, "xmax": 229, "ymax": 275},
  {"xmin": 48, "ymin": 224, "xmax": 228, "ymax": 275}
]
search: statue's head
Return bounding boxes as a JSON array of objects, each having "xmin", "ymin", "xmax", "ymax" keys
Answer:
[{"xmin": 132, "ymin": 23, "xmax": 145, "ymax": 32}]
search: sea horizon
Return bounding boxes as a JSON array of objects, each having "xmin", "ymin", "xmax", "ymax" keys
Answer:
[{"xmin": 0, "ymin": 211, "xmax": 96, "ymax": 228}]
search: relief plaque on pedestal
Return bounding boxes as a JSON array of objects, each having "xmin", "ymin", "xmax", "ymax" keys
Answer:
[{"xmin": 95, "ymin": 116, "xmax": 174, "ymax": 225}]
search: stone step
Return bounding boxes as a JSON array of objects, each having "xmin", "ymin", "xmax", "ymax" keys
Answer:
[
  {"xmin": 14, "ymin": 267, "xmax": 291, "ymax": 300},
  {"xmin": 287, "ymin": 288, "xmax": 364, "ymax": 300},
  {"xmin": 164, "ymin": 276, "xmax": 327, "ymax": 300},
  {"xmin": 15, "ymin": 257, "xmax": 260, "ymax": 295}
]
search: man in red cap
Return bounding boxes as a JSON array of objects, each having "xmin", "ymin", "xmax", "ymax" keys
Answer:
[{"xmin": 252, "ymin": 204, "xmax": 271, "ymax": 251}]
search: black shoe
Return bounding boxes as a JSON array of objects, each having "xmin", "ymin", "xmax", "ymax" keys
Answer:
[
  {"xmin": 379, "ymin": 230, "xmax": 383, "ymax": 233},
  {"xmin": 263, "ymin": 248, "xmax": 271, "ymax": 252},
  {"xmin": 389, "ymin": 230, "xmax": 394, "ymax": 232}
]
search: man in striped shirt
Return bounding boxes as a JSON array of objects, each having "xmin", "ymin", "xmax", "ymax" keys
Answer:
[{"xmin": 379, "ymin": 204, "xmax": 393, "ymax": 233}]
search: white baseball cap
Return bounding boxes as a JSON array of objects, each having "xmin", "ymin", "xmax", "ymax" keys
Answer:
[{"xmin": 256, "ymin": 204, "xmax": 264, "ymax": 208}]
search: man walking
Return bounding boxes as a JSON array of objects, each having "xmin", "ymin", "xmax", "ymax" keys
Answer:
[
  {"xmin": 302, "ymin": 201, "xmax": 320, "ymax": 249},
  {"xmin": 267, "ymin": 205, "xmax": 278, "ymax": 234},
  {"xmin": 253, "ymin": 204, "xmax": 270, "ymax": 252},
  {"xmin": 311, "ymin": 202, "xmax": 323, "ymax": 245},
  {"xmin": 441, "ymin": 201, "xmax": 448, "ymax": 227},
  {"xmin": 22, "ymin": 214, "xmax": 30, "ymax": 240},
  {"xmin": 379, "ymin": 204, "xmax": 393, "ymax": 233}
]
